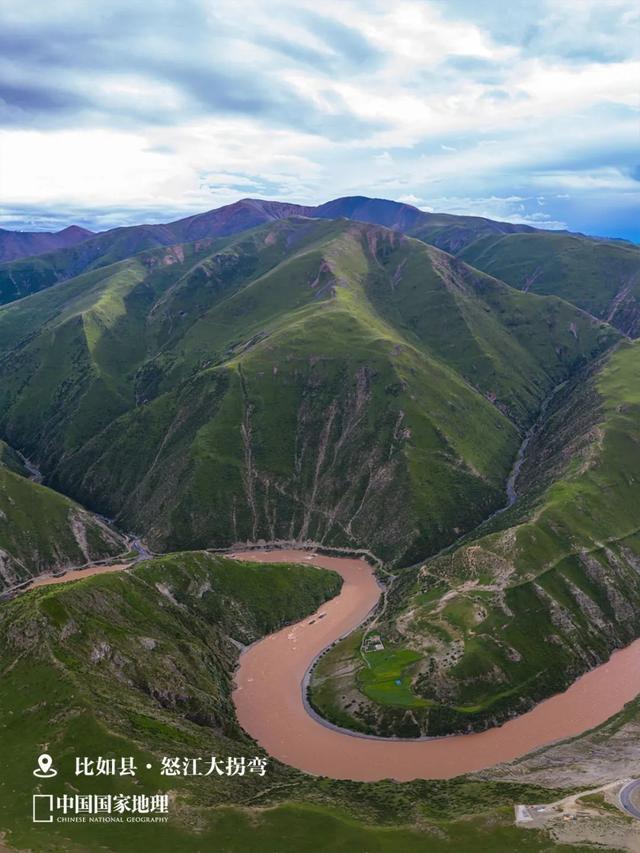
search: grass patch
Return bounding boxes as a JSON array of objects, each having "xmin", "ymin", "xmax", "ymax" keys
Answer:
[{"xmin": 358, "ymin": 648, "xmax": 429, "ymax": 708}]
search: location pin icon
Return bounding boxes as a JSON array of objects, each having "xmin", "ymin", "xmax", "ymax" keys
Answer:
[{"xmin": 34, "ymin": 753, "xmax": 57, "ymax": 777}]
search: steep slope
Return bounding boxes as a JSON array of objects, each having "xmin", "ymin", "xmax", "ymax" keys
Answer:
[
  {"xmin": 0, "ymin": 197, "xmax": 533, "ymax": 304},
  {"xmin": 2, "ymin": 195, "xmax": 637, "ymax": 337},
  {"xmin": 0, "ymin": 224, "xmax": 192, "ymax": 304},
  {"xmin": 0, "ymin": 224, "xmax": 94, "ymax": 263},
  {"xmin": 0, "ymin": 443, "xmax": 126, "ymax": 591},
  {"xmin": 314, "ymin": 195, "xmax": 536, "ymax": 253},
  {"xmin": 0, "ymin": 439, "xmax": 29, "ymax": 476},
  {"xmin": 0, "ymin": 199, "xmax": 312, "ymax": 304},
  {"xmin": 310, "ymin": 340, "xmax": 640, "ymax": 737},
  {"xmin": 459, "ymin": 231, "xmax": 640, "ymax": 337},
  {"xmin": 0, "ymin": 217, "xmax": 616, "ymax": 564},
  {"xmin": 315, "ymin": 198, "xmax": 640, "ymax": 336}
]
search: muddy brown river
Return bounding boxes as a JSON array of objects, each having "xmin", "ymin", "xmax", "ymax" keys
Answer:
[{"xmin": 232, "ymin": 549, "xmax": 640, "ymax": 782}]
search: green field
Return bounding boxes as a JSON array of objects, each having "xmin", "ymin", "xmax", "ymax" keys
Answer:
[{"xmin": 358, "ymin": 647, "xmax": 429, "ymax": 708}]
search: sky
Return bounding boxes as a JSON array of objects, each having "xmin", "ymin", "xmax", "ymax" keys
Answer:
[{"xmin": 0, "ymin": 0, "xmax": 638, "ymax": 240}]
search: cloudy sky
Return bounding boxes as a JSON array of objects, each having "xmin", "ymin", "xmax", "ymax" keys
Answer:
[{"xmin": 0, "ymin": 0, "xmax": 638, "ymax": 239}]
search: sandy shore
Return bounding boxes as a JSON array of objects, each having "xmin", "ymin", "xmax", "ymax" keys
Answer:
[{"xmin": 29, "ymin": 563, "xmax": 130, "ymax": 588}]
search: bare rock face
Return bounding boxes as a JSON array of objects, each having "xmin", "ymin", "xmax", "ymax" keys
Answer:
[{"xmin": 90, "ymin": 641, "xmax": 112, "ymax": 663}]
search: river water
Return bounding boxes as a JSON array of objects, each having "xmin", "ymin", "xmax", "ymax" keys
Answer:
[{"xmin": 232, "ymin": 550, "xmax": 640, "ymax": 782}]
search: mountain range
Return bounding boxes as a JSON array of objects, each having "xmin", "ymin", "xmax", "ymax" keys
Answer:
[
  {"xmin": 0, "ymin": 214, "xmax": 616, "ymax": 571},
  {"xmin": 0, "ymin": 224, "xmax": 94, "ymax": 263},
  {"xmin": 2, "ymin": 192, "xmax": 640, "ymax": 850},
  {"xmin": 2, "ymin": 195, "xmax": 638, "ymax": 335},
  {"xmin": 0, "ymin": 195, "xmax": 638, "ymax": 737}
]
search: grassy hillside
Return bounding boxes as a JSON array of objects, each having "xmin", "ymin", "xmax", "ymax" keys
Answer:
[
  {"xmin": 0, "ymin": 198, "xmax": 314, "ymax": 304},
  {"xmin": 0, "ymin": 439, "xmax": 29, "ymax": 476},
  {"xmin": 3, "ymin": 195, "xmax": 637, "ymax": 340},
  {"xmin": 310, "ymin": 340, "xmax": 640, "ymax": 736},
  {"xmin": 0, "ymin": 226, "xmax": 205, "ymax": 305},
  {"xmin": 0, "ymin": 551, "xmax": 578, "ymax": 853},
  {"xmin": 0, "ymin": 445, "xmax": 125, "ymax": 591},
  {"xmin": 458, "ymin": 232, "xmax": 640, "ymax": 337},
  {"xmin": 0, "ymin": 218, "xmax": 615, "ymax": 563},
  {"xmin": 0, "ymin": 196, "xmax": 528, "ymax": 305},
  {"xmin": 314, "ymin": 197, "xmax": 640, "ymax": 338},
  {"xmin": 315, "ymin": 198, "xmax": 640, "ymax": 338}
]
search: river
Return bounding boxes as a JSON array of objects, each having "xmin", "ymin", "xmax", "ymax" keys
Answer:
[{"xmin": 232, "ymin": 549, "xmax": 640, "ymax": 782}]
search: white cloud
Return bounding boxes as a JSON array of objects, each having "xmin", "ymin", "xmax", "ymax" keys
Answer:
[
  {"xmin": 427, "ymin": 194, "xmax": 568, "ymax": 229},
  {"xmin": 355, "ymin": 1, "xmax": 516, "ymax": 64},
  {"xmin": 0, "ymin": 129, "xmax": 192, "ymax": 207},
  {"xmin": 531, "ymin": 167, "xmax": 640, "ymax": 192},
  {"xmin": 0, "ymin": 0, "xmax": 638, "ymax": 238}
]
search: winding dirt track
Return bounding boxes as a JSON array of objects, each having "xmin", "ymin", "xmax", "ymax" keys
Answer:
[{"xmin": 232, "ymin": 550, "xmax": 640, "ymax": 782}]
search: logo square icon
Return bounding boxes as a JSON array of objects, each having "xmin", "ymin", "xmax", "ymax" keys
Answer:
[{"xmin": 32, "ymin": 794, "xmax": 53, "ymax": 823}]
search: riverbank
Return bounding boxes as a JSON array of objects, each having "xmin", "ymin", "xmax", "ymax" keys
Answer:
[{"xmin": 232, "ymin": 550, "xmax": 640, "ymax": 782}]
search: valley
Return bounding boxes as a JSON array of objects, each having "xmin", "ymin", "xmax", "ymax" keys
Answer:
[
  {"xmin": 0, "ymin": 441, "xmax": 127, "ymax": 590},
  {"xmin": 308, "ymin": 337, "xmax": 640, "ymax": 738},
  {"xmin": 3, "ymin": 543, "xmax": 640, "ymax": 852},
  {"xmin": 1, "ymin": 196, "xmax": 639, "ymax": 851}
]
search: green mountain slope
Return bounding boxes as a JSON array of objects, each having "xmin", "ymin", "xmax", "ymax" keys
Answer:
[
  {"xmin": 0, "ymin": 225, "xmax": 194, "ymax": 305},
  {"xmin": 0, "ymin": 218, "xmax": 616, "ymax": 563},
  {"xmin": 0, "ymin": 194, "xmax": 526, "ymax": 305},
  {"xmin": 0, "ymin": 444, "xmax": 126, "ymax": 590},
  {"xmin": 314, "ymin": 198, "xmax": 640, "ymax": 337},
  {"xmin": 310, "ymin": 340, "xmax": 640, "ymax": 736},
  {"xmin": 458, "ymin": 232, "xmax": 640, "ymax": 337},
  {"xmin": 0, "ymin": 199, "xmax": 314, "ymax": 304},
  {"xmin": 3, "ymin": 195, "xmax": 637, "ymax": 342},
  {"xmin": 0, "ymin": 439, "xmax": 29, "ymax": 476}
]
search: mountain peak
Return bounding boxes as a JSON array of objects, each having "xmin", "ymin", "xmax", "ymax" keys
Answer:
[{"xmin": 56, "ymin": 225, "xmax": 94, "ymax": 238}]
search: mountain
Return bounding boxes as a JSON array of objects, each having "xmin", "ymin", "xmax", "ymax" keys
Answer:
[
  {"xmin": 1, "ymin": 197, "xmax": 638, "ymax": 341},
  {"xmin": 310, "ymin": 339, "xmax": 640, "ymax": 737},
  {"xmin": 0, "ymin": 197, "xmax": 536, "ymax": 304},
  {"xmin": 458, "ymin": 231, "xmax": 640, "ymax": 337},
  {"xmin": 313, "ymin": 198, "xmax": 640, "ymax": 335},
  {"xmin": 314, "ymin": 195, "xmax": 537, "ymax": 252},
  {"xmin": 0, "ymin": 200, "xmax": 314, "ymax": 304},
  {"xmin": 0, "ymin": 224, "xmax": 94, "ymax": 263},
  {"xmin": 0, "ymin": 217, "xmax": 615, "ymax": 567},
  {"xmin": 170, "ymin": 197, "xmax": 315, "ymax": 240},
  {"xmin": 0, "ymin": 441, "xmax": 126, "ymax": 590},
  {"xmin": 1, "ymin": 196, "xmax": 638, "ymax": 851}
]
